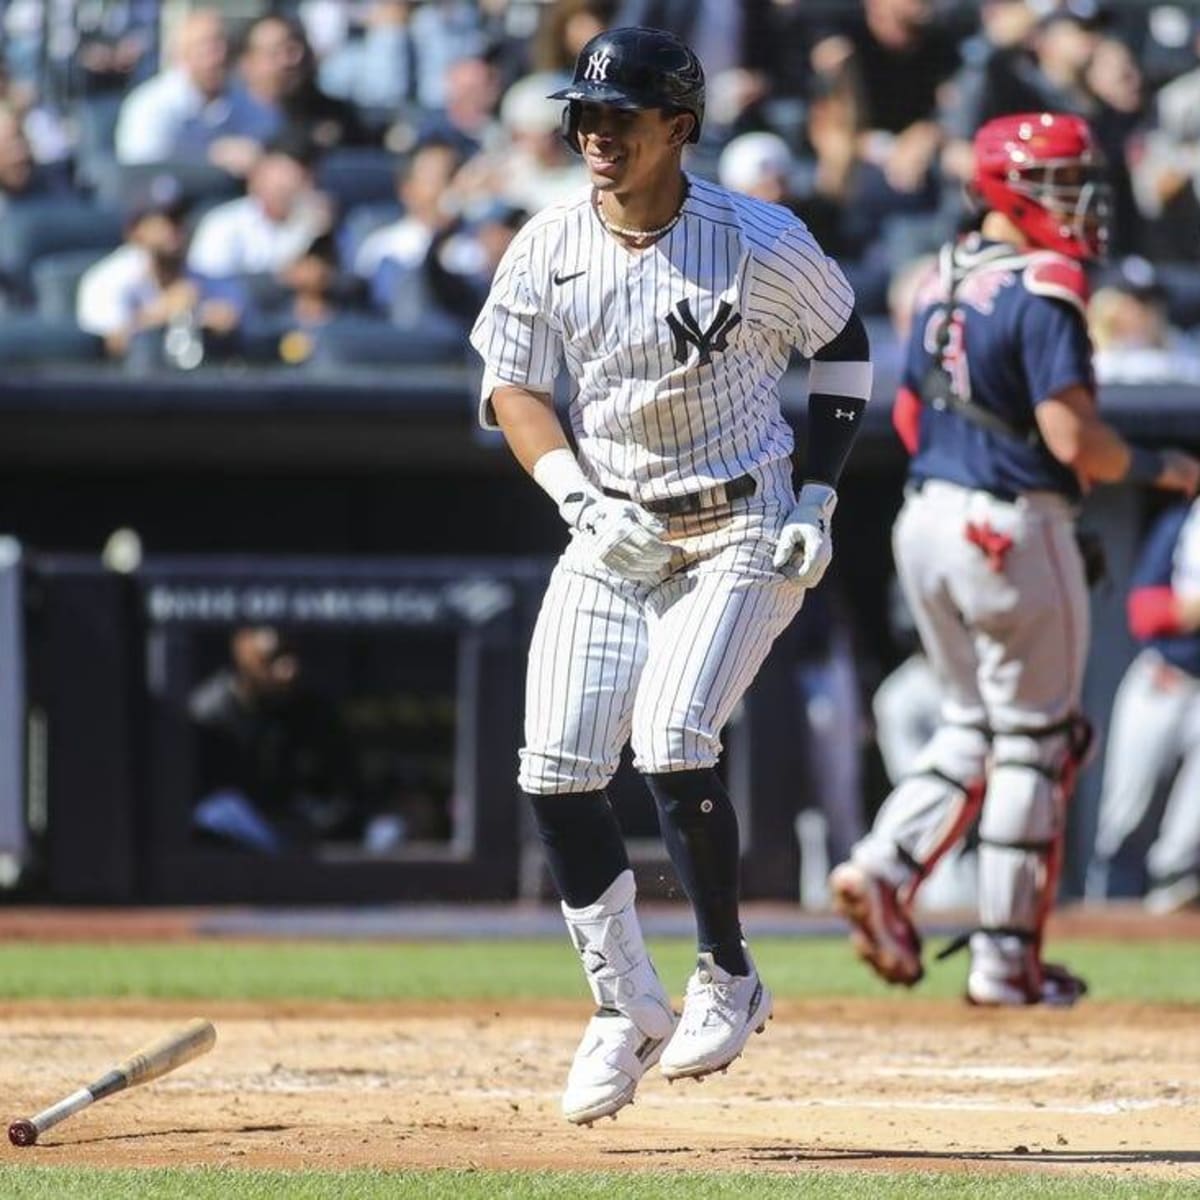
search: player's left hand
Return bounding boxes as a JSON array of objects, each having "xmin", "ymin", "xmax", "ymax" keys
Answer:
[{"xmin": 774, "ymin": 482, "xmax": 837, "ymax": 587}]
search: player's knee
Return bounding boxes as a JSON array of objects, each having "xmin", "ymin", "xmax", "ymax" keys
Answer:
[
  {"xmin": 913, "ymin": 724, "xmax": 990, "ymax": 785},
  {"xmin": 979, "ymin": 732, "xmax": 1067, "ymax": 844},
  {"xmin": 630, "ymin": 723, "xmax": 719, "ymax": 775},
  {"xmin": 980, "ymin": 771, "xmax": 1056, "ymax": 845},
  {"xmin": 643, "ymin": 768, "xmax": 728, "ymax": 826},
  {"xmin": 518, "ymin": 746, "xmax": 617, "ymax": 795}
]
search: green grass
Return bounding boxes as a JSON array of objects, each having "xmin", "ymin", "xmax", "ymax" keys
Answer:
[
  {"xmin": 0, "ymin": 1169, "xmax": 1195, "ymax": 1200},
  {"xmin": 0, "ymin": 938, "xmax": 1197, "ymax": 1004}
]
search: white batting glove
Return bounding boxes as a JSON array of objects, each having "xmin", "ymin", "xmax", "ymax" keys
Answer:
[
  {"xmin": 561, "ymin": 491, "xmax": 674, "ymax": 583},
  {"xmin": 773, "ymin": 482, "xmax": 837, "ymax": 587}
]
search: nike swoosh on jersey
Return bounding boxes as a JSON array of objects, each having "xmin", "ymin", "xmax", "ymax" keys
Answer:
[{"xmin": 553, "ymin": 270, "xmax": 587, "ymax": 285}]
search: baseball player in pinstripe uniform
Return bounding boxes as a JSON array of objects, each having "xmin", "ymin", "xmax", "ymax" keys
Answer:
[
  {"xmin": 828, "ymin": 113, "xmax": 1200, "ymax": 1006},
  {"xmin": 470, "ymin": 27, "xmax": 871, "ymax": 1124}
]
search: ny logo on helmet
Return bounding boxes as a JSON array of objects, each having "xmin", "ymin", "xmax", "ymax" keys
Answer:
[
  {"xmin": 666, "ymin": 298, "xmax": 741, "ymax": 366},
  {"xmin": 584, "ymin": 50, "xmax": 613, "ymax": 82}
]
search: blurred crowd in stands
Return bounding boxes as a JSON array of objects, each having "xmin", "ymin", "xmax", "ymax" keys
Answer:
[{"xmin": 2, "ymin": 0, "xmax": 1200, "ymax": 376}]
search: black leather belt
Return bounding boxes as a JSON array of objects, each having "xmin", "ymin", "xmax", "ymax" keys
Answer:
[{"xmin": 604, "ymin": 473, "xmax": 757, "ymax": 516}]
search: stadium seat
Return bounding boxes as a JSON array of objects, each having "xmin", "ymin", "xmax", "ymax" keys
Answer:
[
  {"xmin": 88, "ymin": 160, "xmax": 241, "ymax": 214},
  {"xmin": 1154, "ymin": 263, "xmax": 1200, "ymax": 330},
  {"xmin": 0, "ymin": 314, "xmax": 104, "ymax": 365},
  {"xmin": 32, "ymin": 248, "xmax": 111, "ymax": 320},
  {"xmin": 113, "ymin": 161, "xmax": 242, "ymax": 213},
  {"xmin": 0, "ymin": 201, "xmax": 124, "ymax": 297},
  {"xmin": 1094, "ymin": 259, "xmax": 1200, "ymax": 331},
  {"xmin": 74, "ymin": 93, "xmax": 125, "ymax": 194},
  {"xmin": 337, "ymin": 201, "xmax": 403, "ymax": 272},
  {"xmin": 303, "ymin": 314, "xmax": 467, "ymax": 370},
  {"xmin": 316, "ymin": 148, "xmax": 403, "ymax": 215}
]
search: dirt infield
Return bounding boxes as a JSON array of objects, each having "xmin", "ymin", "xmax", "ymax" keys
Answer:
[{"xmin": 1, "ymin": 997, "xmax": 1197, "ymax": 1181}]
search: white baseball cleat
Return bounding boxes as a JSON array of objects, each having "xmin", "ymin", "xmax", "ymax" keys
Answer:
[
  {"xmin": 560, "ymin": 870, "xmax": 676, "ymax": 1125},
  {"xmin": 829, "ymin": 860, "xmax": 924, "ymax": 986},
  {"xmin": 562, "ymin": 1006, "xmax": 673, "ymax": 1125},
  {"xmin": 658, "ymin": 951, "xmax": 772, "ymax": 1082}
]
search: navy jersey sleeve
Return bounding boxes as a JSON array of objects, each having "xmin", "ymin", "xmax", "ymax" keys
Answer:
[
  {"xmin": 1131, "ymin": 506, "xmax": 1190, "ymax": 590},
  {"xmin": 1019, "ymin": 295, "xmax": 1094, "ymax": 406}
]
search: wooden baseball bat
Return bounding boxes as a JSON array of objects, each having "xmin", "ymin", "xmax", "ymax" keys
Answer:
[{"xmin": 8, "ymin": 1018, "xmax": 216, "ymax": 1147}]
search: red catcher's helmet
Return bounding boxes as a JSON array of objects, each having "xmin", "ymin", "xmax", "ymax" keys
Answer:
[{"xmin": 972, "ymin": 112, "xmax": 1111, "ymax": 260}]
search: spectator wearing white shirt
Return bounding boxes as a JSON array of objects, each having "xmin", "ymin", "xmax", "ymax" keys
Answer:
[
  {"xmin": 1089, "ymin": 259, "xmax": 1200, "ymax": 386},
  {"xmin": 76, "ymin": 177, "xmax": 239, "ymax": 360},
  {"xmin": 353, "ymin": 139, "xmax": 461, "ymax": 316},
  {"xmin": 319, "ymin": 2, "xmax": 418, "ymax": 112},
  {"xmin": 189, "ymin": 138, "xmax": 334, "ymax": 281},
  {"xmin": 114, "ymin": 9, "xmax": 241, "ymax": 167},
  {"xmin": 445, "ymin": 73, "xmax": 585, "ymax": 224}
]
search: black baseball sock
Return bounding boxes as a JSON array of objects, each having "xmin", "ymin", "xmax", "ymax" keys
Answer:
[
  {"xmin": 525, "ymin": 790, "xmax": 631, "ymax": 909},
  {"xmin": 645, "ymin": 768, "xmax": 749, "ymax": 976}
]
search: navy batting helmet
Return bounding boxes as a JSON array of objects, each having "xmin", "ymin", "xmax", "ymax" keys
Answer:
[{"xmin": 548, "ymin": 27, "xmax": 705, "ymax": 153}]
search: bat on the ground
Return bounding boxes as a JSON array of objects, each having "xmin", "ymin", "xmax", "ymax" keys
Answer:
[{"xmin": 7, "ymin": 1018, "xmax": 216, "ymax": 1147}]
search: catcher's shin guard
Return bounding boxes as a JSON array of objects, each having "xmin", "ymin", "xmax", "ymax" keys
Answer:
[
  {"xmin": 850, "ymin": 723, "xmax": 988, "ymax": 904},
  {"xmin": 966, "ymin": 716, "xmax": 1092, "ymax": 1006}
]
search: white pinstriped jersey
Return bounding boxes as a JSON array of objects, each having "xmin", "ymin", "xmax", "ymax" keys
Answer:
[{"xmin": 470, "ymin": 174, "xmax": 855, "ymax": 502}]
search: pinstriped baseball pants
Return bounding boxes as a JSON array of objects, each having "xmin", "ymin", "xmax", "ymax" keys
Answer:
[{"xmin": 520, "ymin": 458, "xmax": 808, "ymax": 794}]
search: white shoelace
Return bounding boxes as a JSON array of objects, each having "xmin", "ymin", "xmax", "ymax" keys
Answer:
[{"xmin": 681, "ymin": 974, "xmax": 739, "ymax": 1032}]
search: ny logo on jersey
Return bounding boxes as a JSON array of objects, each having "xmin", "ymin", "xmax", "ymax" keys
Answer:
[
  {"xmin": 666, "ymin": 298, "xmax": 741, "ymax": 366},
  {"xmin": 584, "ymin": 50, "xmax": 613, "ymax": 82}
]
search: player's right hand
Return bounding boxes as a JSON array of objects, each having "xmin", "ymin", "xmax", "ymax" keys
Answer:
[
  {"xmin": 560, "ymin": 493, "xmax": 674, "ymax": 583},
  {"xmin": 1157, "ymin": 450, "xmax": 1200, "ymax": 497}
]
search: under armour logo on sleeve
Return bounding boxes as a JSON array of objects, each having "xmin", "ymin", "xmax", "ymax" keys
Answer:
[
  {"xmin": 834, "ymin": 409, "xmax": 857, "ymax": 421},
  {"xmin": 666, "ymin": 298, "xmax": 742, "ymax": 366},
  {"xmin": 584, "ymin": 50, "xmax": 613, "ymax": 81}
]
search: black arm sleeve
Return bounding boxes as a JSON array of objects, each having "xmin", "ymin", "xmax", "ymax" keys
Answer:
[{"xmin": 805, "ymin": 310, "xmax": 872, "ymax": 487}]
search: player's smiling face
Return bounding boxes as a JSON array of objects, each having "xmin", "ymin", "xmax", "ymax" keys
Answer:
[{"xmin": 576, "ymin": 103, "xmax": 690, "ymax": 193}]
